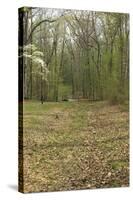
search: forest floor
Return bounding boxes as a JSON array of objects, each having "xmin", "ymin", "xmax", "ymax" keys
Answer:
[{"xmin": 23, "ymin": 101, "xmax": 129, "ymax": 193}]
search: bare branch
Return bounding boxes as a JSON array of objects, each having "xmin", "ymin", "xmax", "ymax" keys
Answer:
[{"xmin": 27, "ymin": 19, "xmax": 56, "ymax": 44}]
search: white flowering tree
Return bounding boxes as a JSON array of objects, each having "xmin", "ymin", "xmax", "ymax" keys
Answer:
[{"xmin": 21, "ymin": 44, "xmax": 49, "ymax": 101}]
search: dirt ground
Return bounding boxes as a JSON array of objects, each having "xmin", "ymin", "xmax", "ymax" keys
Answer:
[{"xmin": 22, "ymin": 101, "xmax": 129, "ymax": 193}]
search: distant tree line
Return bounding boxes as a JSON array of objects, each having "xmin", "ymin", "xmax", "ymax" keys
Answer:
[{"xmin": 19, "ymin": 7, "xmax": 129, "ymax": 104}]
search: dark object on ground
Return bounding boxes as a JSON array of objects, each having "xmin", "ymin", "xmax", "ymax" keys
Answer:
[
  {"xmin": 62, "ymin": 99, "xmax": 68, "ymax": 101},
  {"xmin": 55, "ymin": 114, "xmax": 59, "ymax": 119},
  {"xmin": 41, "ymin": 96, "xmax": 44, "ymax": 104}
]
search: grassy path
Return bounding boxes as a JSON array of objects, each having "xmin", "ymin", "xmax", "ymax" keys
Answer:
[{"xmin": 23, "ymin": 101, "xmax": 129, "ymax": 193}]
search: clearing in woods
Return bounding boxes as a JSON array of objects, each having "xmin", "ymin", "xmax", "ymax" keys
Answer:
[{"xmin": 23, "ymin": 101, "xmax": 129, "ymax": 192}]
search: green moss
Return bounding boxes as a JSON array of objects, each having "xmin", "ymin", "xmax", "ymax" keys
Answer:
[{"xmin": 110, "ymin": 160, "xmax": 128, "ymax": 170}]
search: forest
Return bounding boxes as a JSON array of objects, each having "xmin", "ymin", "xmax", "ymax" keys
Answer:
[
  {"xmin": 19, "ymin": 7, "xmax": 129, "ymax": 193},
  {"xmin": 19, "ymin": 7, "xmax": 129, "ymax": 104}
]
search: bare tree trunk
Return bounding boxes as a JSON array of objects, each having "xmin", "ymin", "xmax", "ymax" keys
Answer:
[{"xmin": 30, "ymin": 9, "xmax": 33, "ymax": 99}]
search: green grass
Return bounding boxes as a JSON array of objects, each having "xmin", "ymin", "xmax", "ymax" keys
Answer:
[
  {"xmin": 22, "ymin": 100, "xmax": 129, "ymax": 193},
  {"xmin": 110, "ymin": 160, "xmax": 128, "ymax": 170}
]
